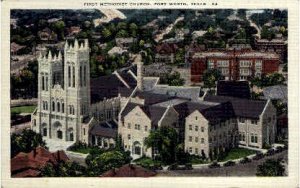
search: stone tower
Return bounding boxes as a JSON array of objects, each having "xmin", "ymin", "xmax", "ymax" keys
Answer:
[
  {"xmin": 136, "ymin": 54, "xmax": 144, "ymax": 91},
  {"xmin": 32, "ymin": 39, "xmax": 90, "ymax": 143}
]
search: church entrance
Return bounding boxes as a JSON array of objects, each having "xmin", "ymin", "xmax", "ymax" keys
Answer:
[
  {"xmin": 43, "ymin": 128, "xmax": 47, "ymax": 136},
  {"xmin": 70, "ymin": 132, "xmax": 74, "ymax": 141}
]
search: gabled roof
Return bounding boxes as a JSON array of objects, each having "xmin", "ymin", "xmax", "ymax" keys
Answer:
[
  {"xmin": 90, "ymin": 120, "xmax": 118, "ymax": 138},
  {"xmin": 120, "ymin": 102, "xmax": 167, "ymax": 126},
  {"xmin": 156, "ymin": 43, "xmax": 178, "ymax": 54},
  {"xmin": 11, "ymin": 147, "xmax": 69, "ymax": 178},
  {"xmin": 90, "ymin": 74, "xmax": 125, "ymax": 103},
  {"xmin": 101, "ymin": 164, "xmax": 156, "ymax": 177},
  {"xmin": 133, "ymin": 91, "xmax": 177, "ymax": 105},
  {"xmin": 204, "ymin": 95, "xmax": 268, "ymax": 119},
  {"xmin": 173, "ymin": 101, "xmax": 234, "ymax": 122}
]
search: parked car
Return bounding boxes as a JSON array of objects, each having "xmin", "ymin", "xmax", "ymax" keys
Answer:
[
  {"xmin": 275, "ymin": 146, "xmax": 283, "ymax": 153},
  {"xmin": 208, "ymin": 162, "xmax": 220, "ymax": 168},
  {"xmin": 266, "ymin": 149, "xmax": 275, "ymax": 156},
  {"xmin": 240, "ymin": 157, "xmax": 252, "ymax": 164},
  {"xmin": 224, "ymin": 160, "xmax": 236, "ymax": 167}
]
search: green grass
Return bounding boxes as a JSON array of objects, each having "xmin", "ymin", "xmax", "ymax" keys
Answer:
[
  {"xmin": 11, "ymin": 105, "xmax": 37, "ymax": 114},
  {"xmin": 133, "ymin": 156, "xmax": 162, "ymax": 167},
  {"xmin": 219, "ymin": 148, "xmax": 256, "ymax": 162},
  {"xmin": 69, "ymin": 147, "xmax": 92, "ymax": 154}
]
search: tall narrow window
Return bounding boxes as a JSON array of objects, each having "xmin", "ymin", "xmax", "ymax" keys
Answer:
[
  {"xmin": 84, "ymin": 66, "xmax": 86, "ymax": 86},
  {"xmin": 68, "ymin": 66, "xmax": 71, "ymax": 87},
  {"xmin": 57, "ymin": 102, "xmax": 60, "ymax": 112},
  {"xmin": 80, "ymin": 66, "xmax": 82, "ymax": 87},
  {"xmin": 42, "ymin": 76, "xmax": 45, "ymax": 90},
  {"xmin": 62, "ymin": 102, "xmax": 64, "ymax": 113},
  {"xmin": 52, "ymin": 101, "xmax": 55, "ymax": 111},
  {"xmin": 72, "ymin": 66, "xmax": 75, "ymax": 87},
  {"xmin": 46, "ymin": 77, "xmax": 48, "ymax": 91}
]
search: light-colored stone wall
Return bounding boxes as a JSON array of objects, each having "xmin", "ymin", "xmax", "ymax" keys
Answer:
[
  {"xmin": 237, "ymin": 100, "xmax": 276, "ymax": 149},
  {"xmin": 185, "ymin": 110, "xmax": 238, "ymax": 158},
  {"xmin": 120, "ymin": 106, "xmax": 152, "ymax": 159},
  {"xmin": 184, "ymin": 111, "xmax": 209, "ymax": 157},
  {"xmin": 261, "ymin": 100, "xmax": 277, "ymax": 147}
]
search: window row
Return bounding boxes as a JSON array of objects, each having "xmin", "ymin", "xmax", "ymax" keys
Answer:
[
  {"xmin": 239, "ymin": 117, "xmax": 258, "ymax": 125},
  {"xmin": 51, "ymin": 101, "xmax": 65, "ymax": 113},
  {"xmin": 188, "ymin": 136, "xmax": 205, "ymax": 144},
  {"xmin": 67, "ymin": 65, "xmax": 87, "ymax": 88},
  {"xmin": 41, "ymin": 75, "xmax": 49, "ymax": 91},
  {"xmin": 239, "ymin": 132, "xmax": 258, "ymax": 143},
  {"xmin": 188, "ymin": 125, "xmax": 205, "ymax": 132},
  {"xmin": 125, "ymin": 123, "xmax": 148, "ymax": 132},
  {"xmin": 188, "ymin": 147, "xmax": 205, "ymax": 155}
]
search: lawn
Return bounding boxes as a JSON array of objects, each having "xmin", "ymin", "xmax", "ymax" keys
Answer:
[
  {"xmin": 69, "ymin": 147, "xmax": 92, "ymax": 154},
  {"xmin": 11, "ymin": 105, "xmax": 36, "ymax": 114},
  {"xmin": 219, "ymin": 148, "xmax": 256, "ymax": 162},
  {"xmin": 133, "ymin": 156, "xmax": 162, "ymax": 169}
]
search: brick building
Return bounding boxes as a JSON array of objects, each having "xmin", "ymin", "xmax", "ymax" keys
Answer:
[
  {"xmin": 254, "ymin": 39, "xmax": 287, "ymax": 63},
  {"xmin": 191, "ymin": 49, "xmax": 280, "ymax": 83}
]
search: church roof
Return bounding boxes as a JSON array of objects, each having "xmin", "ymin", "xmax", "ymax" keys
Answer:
[
  {"xmin": 204, "ymin": 95, "xmax": 268, "ymax": 119},
  {"xmin": 90, "ymin": 120, "xmax": 118, "ymax": 138},
  {"xmin": 120, "ymin": 102, "xmax": 167, "ymax": 126}
]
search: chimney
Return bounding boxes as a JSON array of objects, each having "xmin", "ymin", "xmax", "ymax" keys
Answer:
[{"xmin": 136, "ymin": 54, "xmax": 144, "ymax": 91}]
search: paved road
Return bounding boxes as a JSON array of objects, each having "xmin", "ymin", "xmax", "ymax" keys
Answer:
[{"xmin": 156, "ymin": 150, "xmax": 288, "ymax": 177}]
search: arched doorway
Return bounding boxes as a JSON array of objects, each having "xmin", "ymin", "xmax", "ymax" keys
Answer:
[
  {"xmin": 133, "ymin": 141, "xmax": 142, "ymax": 156},
  {"xmin": 53, "ymin": 121, "xmax": 63, "ymax": 140},
  {"xmin": 41, "ymin": 123, "xmax": 47, "ymax": 137},
  {"xmin": 70, "ymin": 132, "xmax": 74, "ymax": 141},
  {"xmin": 57, "ymin": 130, "xmax": 63, "ymax": 139},
  {"xmin": 67, "ymin": 128, "xmax": 74, "ymax": 141}
]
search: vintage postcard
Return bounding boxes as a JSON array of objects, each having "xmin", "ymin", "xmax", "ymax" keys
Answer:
[{"xmin": 1, "ymin": 0, "xmax": 299, "ymax": 187}]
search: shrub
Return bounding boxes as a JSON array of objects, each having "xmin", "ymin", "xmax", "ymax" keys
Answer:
[
  {"xmin": 275, "ymin": 146, "xmax": 283, "ymax": 153},
  {"xmin": 223, "ymin": 160, "xmax": 236, "ymax": 167},
  {"xmin": 240, "ymin": 157, "xmax": 252, "ymax": 164},
  {"xmin": 168, "ymin": 163, "xmax": 178, "ymax": 170},
  {"xmin": 184, "ymin": 163, "xmax": 193, "ymax": 170},
  {"xmin": 208, "ymin": 161, "xmax": 220, "ymax": 168},
  {"xmin": 253, "ymin": 152, "xmax": 264, "ymax": 160}
]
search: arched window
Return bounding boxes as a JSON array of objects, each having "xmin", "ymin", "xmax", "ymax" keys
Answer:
[
  {"xmin": 68, "ymin": 65, "xmax": 71, "ymax": 87},
  {"xmin": 46, "ymin": 76, "xmax": 48, "ymax": 91},
  {"xmin": 84, "ymin": 65, "xmax": 86, "ymax": 86},
  {"xmin": 72, "ymin": 66, "xmax": 75, "ymax": 87},
  {"xmin": 57, "ymin": 102, "xmax": 60, "ymax": 112},
  {"xmin": 52, "ymin": 101, "xmax": 55, "ymax": 111},
  {"xmin": 72, "ymin": 106, "xmax": 75, "ymax": 115},
  {"xmin": 69, "ymin": 105, "xmax": 72, "ymax": 114},
  {"xmin": 62, "ymin": 102, "xmax": 64, "ymax": 113},
  {"xmin": 42, "ymin": 101, "xmax": 45, "ymax": 110},
  {"xmin": 80, "ymin": 66, "xmax": 82, "ymax": 87},
  {"xmin": 42, "ymin": 76, "xmax": 45, "ymax": 90}
]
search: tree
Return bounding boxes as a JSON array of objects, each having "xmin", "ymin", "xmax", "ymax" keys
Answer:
[
  {"xmin": 256, "ymin": 159, "xmax": 285, "ymax": 176},
  {"xmin": 202, "ymin": 69, "xmax": 223, "ymax": 89},
  {"xmin": 52, "ymin": 20, "xmax": 65, "ymax": 40},
  {"xmin": 11, "ymin": 129, "xmax": 47, "ymax": 158},
  {"xmin": 160, "ymin": 72, "xmax": 185, "ymax": 86},
  {"xmin": 102, "ymin": 28, "xmax": 112, "ymax": 39},
  {"xmin": 144, "ymin": 126, "xmax": 179, "ymax": 164}
]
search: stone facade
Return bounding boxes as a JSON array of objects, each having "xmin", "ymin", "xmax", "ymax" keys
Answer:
[
  {"xmin": 31, "ymin": 39, "xmax": 91, "ymax": 143},
  {"xmin": 184, "ymin": 109, "xmax": 238, "ymax": 158}
]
